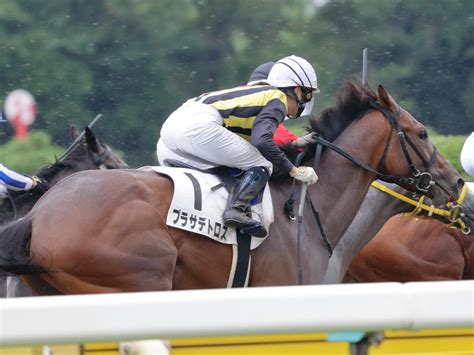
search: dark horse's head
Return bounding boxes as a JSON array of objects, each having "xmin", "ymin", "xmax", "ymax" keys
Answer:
[
  {"xmin": 0, "ymin": 125, "xmax": 129, "ymax": 224},
  {"xmin": 46, "ymin": 125, "xmax": 129, "ymax": 179}
]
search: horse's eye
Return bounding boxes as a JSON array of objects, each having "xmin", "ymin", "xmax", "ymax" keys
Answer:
[{"xmin": 418, "ymin": 130, "xmax": 428, "ymax": 140}]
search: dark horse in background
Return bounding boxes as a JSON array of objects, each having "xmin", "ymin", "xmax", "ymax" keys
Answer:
[
  {"xmin": 322, "ymin": 181, "xmax": 474, "ymax": 284},
  {"xmin": 345, "ymin": 204, "xmax": 474, "ymax": 282},
  {"xmin": 0, "ymin": 126, "xmax": 128, "ymax": 297},
  {"xmin": 0, "ymin": 82, "xmax": 464, "ymax": 294},
  {"xmin": 0, "ymin": 126, "xmax": 128, "ymax": 225}
]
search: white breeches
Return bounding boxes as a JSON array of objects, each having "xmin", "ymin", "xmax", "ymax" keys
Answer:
[
  {"xmin": 460, "ymin": 132, "xmax": 474, "ymax": 176},
  {"xmin": 156, "ymin": 102, "xmax": 272, "ymax": 173}
]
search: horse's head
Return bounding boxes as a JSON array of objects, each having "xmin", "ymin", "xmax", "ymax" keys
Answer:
[
  {"xmin": 70, "ymin": 126, "xmax": 129, "ymax": 170},
  {"xmin": 37, "ymin": 126, "xmax": 129, "ymax": 187},
  {"xmin": 373, "ymin": 85, "xmax": 463, "ymax": 204},
  {"xmin": 305, "ymin": 81, "xmax": 463, "ymax": 206}
]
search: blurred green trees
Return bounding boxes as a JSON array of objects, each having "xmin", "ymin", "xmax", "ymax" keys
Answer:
[
  {"xmin": 0, "ymin": 0, "xmax": 472, "ymax": 167},
  {"xmin": 0, "ymin": 131, "xmax": 63, "ymax": 173}
]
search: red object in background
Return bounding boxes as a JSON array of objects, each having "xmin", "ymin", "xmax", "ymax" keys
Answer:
[
  {"xmin": 4, "ymin": 89, "xmax": 37, "ymax": 139},
  {"xmin": 273, "ymin": 123, "xmax": 298, "ymax": 146},
  {"xmin": 12, "ymin": 116, "xmax": 29, "ymax": 139}
]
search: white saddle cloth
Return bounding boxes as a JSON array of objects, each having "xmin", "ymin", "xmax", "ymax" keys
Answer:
[{"xmin": 143, "ymin": 166, "xmax": 274, "ymax": 250}]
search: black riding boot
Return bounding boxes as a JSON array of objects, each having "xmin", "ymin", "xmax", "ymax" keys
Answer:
[{"xmin": 223, "ymin": 167, "xmax": 270, "ymax": 234}]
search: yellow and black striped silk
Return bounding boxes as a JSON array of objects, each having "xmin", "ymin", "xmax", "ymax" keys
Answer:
[{"xmin": 193, "ymin": 85, "xmax": 288, "ymax": 141}]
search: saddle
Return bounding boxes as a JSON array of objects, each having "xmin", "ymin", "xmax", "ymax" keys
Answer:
[
  {"xmin": 163, "ymin": 159, "xmax": 268, "ymax": 235},
  {"xmin": 141, "ymin": 163, "xmax": 273, "ymax": 249},
  {"xmin": 141, "ymin": 162, "xmax": 274, "ymax": 288}
]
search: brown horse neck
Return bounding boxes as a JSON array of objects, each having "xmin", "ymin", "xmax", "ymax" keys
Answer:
[{"xmin": 307, "ymin": 114, "xmax": 392, "ymax": 249}]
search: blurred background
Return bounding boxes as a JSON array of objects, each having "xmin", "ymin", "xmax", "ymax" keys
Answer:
[{"xmin": 0, "ymin": 0, "xmax": 472, "ymax": 172}]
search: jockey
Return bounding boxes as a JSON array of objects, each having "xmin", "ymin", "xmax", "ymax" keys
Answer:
[
  {"xmin": 247, "ymin": 61, "xmax": 318, "ymax": 149},
  {"xmin": 157, "ymin": 55, "xmax": 319, "ymax": 234},
  {"xmin": 460, "ymin": 132, "xmax": 474, "ymax": 176},
  {"xmin": 0, "ymin": 114, "xmax": 47, "ymax": 195}
]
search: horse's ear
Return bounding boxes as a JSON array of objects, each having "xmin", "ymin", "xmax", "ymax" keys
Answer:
[
  {"xmin": 85, "ymin": 127, "xmax": 100, "ymax": 153},
  {"xmin": 70, "ymin": 125, "xmax": 80, "ymax": 141},
  {"xmin": 377, "ymin": 85, "xmax": 398, "ymax": 112}
]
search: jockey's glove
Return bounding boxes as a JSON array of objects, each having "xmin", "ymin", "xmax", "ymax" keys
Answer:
[
  {"xmin": 31, "ymin": 176, "xmax": 49, "ymax": 194},
  {"xmin": 289, "ymin": 166, "xmax": 319, "ymax": 185},
  {"xmin": 291, "ymin": 132, "xmax": 318, "ymax": 149}
]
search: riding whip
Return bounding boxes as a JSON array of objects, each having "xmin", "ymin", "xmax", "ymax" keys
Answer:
[
  {"xmin": 285, "ymin": 149, "xmax": 308, "ymax": 220},
  {"xmin": 58, "ymin": 114, "xmax": 103, "ymax": 161},
  {"xmin": 296, "ymin": 182, "xmax": 308, "ymax": 285},
  {"xmin": 362, "ymin": 48, "xmax": 368, "ymax": 85}
]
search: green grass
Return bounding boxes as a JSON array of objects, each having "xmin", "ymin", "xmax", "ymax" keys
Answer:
[{"xmin": 429, "ymin": 132, "xmax": 468, "ymax": 178}]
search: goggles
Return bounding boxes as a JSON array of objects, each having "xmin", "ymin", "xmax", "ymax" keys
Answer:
[{"xmin": 301, "ymin": 87, "xmax": 316, "ymax": 103}]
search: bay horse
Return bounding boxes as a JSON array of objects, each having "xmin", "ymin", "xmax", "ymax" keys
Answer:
[
  {"xmin": 0, "ymin": 82, "xmax": 464, "ymax": 294},
  {"xmin": 345, "ymin": 183, "xmax": 474, "ymax": 282},
  {"xmin": 323, "ymin": 181, "xmax": 473, "ymax": 284},
  {"xmin": 0, "ymin": 125, "xmax": 128, "ymax": 297}
]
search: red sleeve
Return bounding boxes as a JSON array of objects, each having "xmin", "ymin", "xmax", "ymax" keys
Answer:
[{"xmin": 272, "ymin": 123, "xmax": 298, "ymax": 146}]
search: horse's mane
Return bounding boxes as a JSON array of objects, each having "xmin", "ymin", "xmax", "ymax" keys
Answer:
[
  {"xmin": 307, "ymin": 80, "xmax": 377, "ymax": 142},
  {"xmin": 36, "ymin": 139, "xmax": 90, "ymax": 181},
  {"xmin": 274, "ymin": 81, "xmax": 378, "ymax": 175}
]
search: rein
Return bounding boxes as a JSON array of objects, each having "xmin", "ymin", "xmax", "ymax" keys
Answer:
[
  {"xmin": 3, "ymin": 190, "xmax": 18, "ymax": 222},
  {"xmin": 371, "ymin": 181, "xmax": 470, "ymax": 234},
  {"xmin": 91, "ymin": 146, "xmax": 112, "ymax": 169},
  {"xmin": 311, "ymin": 132, "xmax": 437, "ymax": 196}
]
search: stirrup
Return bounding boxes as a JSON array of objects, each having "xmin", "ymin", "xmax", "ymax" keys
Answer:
[{"xmin": 241, "ymin": 224, "xmax": 267, "ymax": 238}]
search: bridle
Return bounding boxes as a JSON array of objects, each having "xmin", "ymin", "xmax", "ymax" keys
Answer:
[
  {"xmin": 370, "ymin": 102, "xmax": 439, "ymax": 195},
  {"xmin": 90, "ymin": 144, "xmax": 113, "ymax": 169},
  {"xmin": 310, "ymin": 102, "xmax": 449, "ymax": 197},
  {"xmin": 288, "ymin": 101, "xmax": 460, "ymax": 264},
  {"xmin": 371, "ymin": 181, "xmax": 471, "ymax": 235}
]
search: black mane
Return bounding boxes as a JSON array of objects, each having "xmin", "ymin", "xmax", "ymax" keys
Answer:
[
  {"xmin": 307, "ymin": 80, "xmax": 377, "ymax": 142},
  {"xmin": 274, "ymin": 81, "xmax": 378, "ymax": 175},
  {"xmin": 36, "ymin": 139, "xmax": 89, "ymax": 181}
]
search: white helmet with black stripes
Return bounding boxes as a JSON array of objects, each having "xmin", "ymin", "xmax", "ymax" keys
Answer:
[
  {"xmin": 266, "ymin": 55, "xmax": 319, "ymax": 118},
  {"xmin": 266, "ymin": 55, "xmax": 319, "ymax": 93}
]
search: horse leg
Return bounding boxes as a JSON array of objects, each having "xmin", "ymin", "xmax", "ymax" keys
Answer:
[
  {"xmin": 0, "ymin": 277, "xmax": 6, "ymax": 297},
  {"xmin": 6, "ymin": 276, "xmax": 39, "ymax": 297}
]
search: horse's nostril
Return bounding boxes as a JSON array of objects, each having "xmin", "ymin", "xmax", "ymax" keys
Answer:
[{"xmin": 457, "ymin": 178, "xmax": 465, "ymax": 192}]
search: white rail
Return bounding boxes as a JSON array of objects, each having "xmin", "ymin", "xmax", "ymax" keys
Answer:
[{"xmin": 1, "ymin": 281, "xmax": 473, "ymax": 346}]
